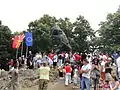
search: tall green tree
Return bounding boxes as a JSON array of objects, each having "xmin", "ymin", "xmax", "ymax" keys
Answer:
[
  {"xmin": 0, "ymin": 21, "xmax": 12, "ymax": 60},
  {"xmin": 72, "ymin": 15, "xmax": 94, "ymax": 53},
  {"xmin": 98, "ymin": 6, "xmax": 120, "ymax": 52}
]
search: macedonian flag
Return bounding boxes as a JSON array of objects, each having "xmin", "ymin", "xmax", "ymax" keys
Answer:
[
  {"xmin": 19, "ymin": 34, "xmax": 25, "ymax": 42},
  {"xmin": 12, "ymin": 34, "xmax": 25, "ymax": 49}
]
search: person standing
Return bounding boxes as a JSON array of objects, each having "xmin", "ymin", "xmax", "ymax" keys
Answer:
[
  {"xmin": 8, "ymin": 63, "xmax": 19, "ymax": 90},
  {"xmin": 109, "ymin": 75, "xmax": 120, "ymax": 90},
  {"xmin": 53, "ymin": 53, "xmax": 58, "ymax": 67},
  {"xmin": 91, "ymin": 58, "xmax": 101, "ymax": 90},
  {"xmin": 38, "ymin": 62, "xmax": 50, "ymax": 90},
  {"xmin": 72, "ymin": 65, "xmax": 79, "ymax": 88},
  {"xmin": 58, "ymin": 54, "xmax": 63, "ymax": 67},
  {"xmin": 80, "ymin": 59, "xmax": 91, "ymax": 90},
  {"xmin": 27, "ymin": 51, "xmax": 33, "ymax": 69},
  {"xmin": 64, "ymin": 63, "xmax": 72, "ymax": 86},
  {"xmin": 9, "ymin": 59, "xmax": 14, "ymax": 70},
  {"xmin": 101, "ymin": 58, "xmax": 106, "ymax": 81}
]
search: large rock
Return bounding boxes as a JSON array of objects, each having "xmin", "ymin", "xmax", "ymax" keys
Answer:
[
  {"xmin": 19, "ymin": 69, "xmax": 39, "ymax": 88},
  {"xmin": 0, "ymin": 68, "xmax": 58, "ymax": 89},
  {"xmin": 0, "ymin": 69, "xmax": 8, "ymax": 78}
]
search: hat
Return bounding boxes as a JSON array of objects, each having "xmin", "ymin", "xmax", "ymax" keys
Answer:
[{"xmin": 66, "ymin": 63, "xmax": 69, "ymax": 65}]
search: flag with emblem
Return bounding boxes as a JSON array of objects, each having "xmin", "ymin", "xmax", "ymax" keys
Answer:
[
  {"xmin": 25, "ymin": 32, "xmax": 33, "ymax": 46},
  {"xmin": 12, "ymin": 35, "xmax": 21, "ymax": 48}
]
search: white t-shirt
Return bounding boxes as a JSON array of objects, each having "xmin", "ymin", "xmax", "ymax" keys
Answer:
[
  {"xmin": 36, "ymin": 54, "xmax": 39, "ymax": 58},
  {"xmin": 37, "ymin": 59, "xmax": 41, "ymax": 64},
  {"xmin": 99, "ymin": 55, "xmax": 103, "ymax": 60},
  {"xmin": 103, "ymin": 55, "xmax": 107, "ymax": 60},
  {"xmin": 101, "ymin": 61, "xmax": 105, "ymax": 72},
  {"xmin": 48, "ymin": 57, "xmax": 53, "ymax": 65},
  {"xmin": 70, "ymin": 56, "xmax": 75, "ymax": 63},
  {"xmin": 116, "ymin": 57, "xmax": 120, "ymax": 71},
  {"xmin": 53, "ymin": 55, "xmax": 58, "ymax": 62},
  {"xmin": 65, "ymin": 53, "xmax": 68, "ymax": 59},
  {"xmin": 87, "ymin": 57, "xmax": 92, "ymax": 64},
  {"xmin": 74, "ymin": 69, "xmax": 78, "ymax": 77},
  {"xmin": 81, "ymin": 64, "xmax": 91, "ymax": 79}
]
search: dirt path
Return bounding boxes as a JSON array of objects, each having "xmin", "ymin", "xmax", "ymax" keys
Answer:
[
  {"xmin": 21, "ymin": 83, "xmax": 79, "ymax": 90},
  {"xmin": 21, "ymin": 79, "xmax": 80, "ymax": 90}
]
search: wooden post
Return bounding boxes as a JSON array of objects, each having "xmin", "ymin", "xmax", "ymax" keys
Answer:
[
  {"xmin": 21, "ymin": 42, "xmax": 24, "ymax": 57},
  {"xmin": 26, "ymin": 46, "xmax": 28, "ymax": 58},
  {"xmin": 16, "ymin": 48, "xmax": 19, "ymax": 59}
]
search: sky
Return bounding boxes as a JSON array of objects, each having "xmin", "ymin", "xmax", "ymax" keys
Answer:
[{"xmin": 0, "ymin": 0, "xmax": 120, "ymax": 32}]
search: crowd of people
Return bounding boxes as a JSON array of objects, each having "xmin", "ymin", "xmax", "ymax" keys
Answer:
[{"xmin": 2, "ymin": 50, "xmax": 120, "ymax": 90}]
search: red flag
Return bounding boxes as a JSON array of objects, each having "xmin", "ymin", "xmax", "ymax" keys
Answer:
[
  {"xmin": 12, "ymin": 34, "xmax": 25, "ymax": 49},
  {"xmin": 19, "ymin": 34, "xmax": 25, "ymax": 42},
  {"xmin": 12, "ymin": 36, "xmax": 21, "ymax": 48}
]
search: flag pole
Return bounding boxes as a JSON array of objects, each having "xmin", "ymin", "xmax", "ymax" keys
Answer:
[
  {"xmin": 26, "ymin": 46, "xmax": 28, "ymax": 58},
  {"xmin": 21, "ymin": 41, "xmax": 24, "ymax": 57},
  {"xmin": 16, "ymin": 48, "xmax": 19, "ymax": 59}
]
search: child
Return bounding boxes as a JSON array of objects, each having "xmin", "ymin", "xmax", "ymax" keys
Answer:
[
  {"xmin": 72, "ymin": 65, "xmax": 79, "ymax": 88},
  {"xmin": 58, "ymin": 66, "xmax": 63, "ymax": 79},
  {"xmin": 103, "ymin": 80, "xmax": 110, "ymax": 90},
  {"xmin": 64, "ymin": 63, "xmax": 72, "ymax": 86},
  {"xmin": 99, "ymin": 80, "xmax": 110, "ymax": 90}
]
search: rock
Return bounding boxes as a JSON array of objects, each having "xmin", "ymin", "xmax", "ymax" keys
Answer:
[
  {"xmin": 0, "ymin": 70, "xmax": 8, "ymax": 77},
  {"xmin": 0, "ymin": 68, "xmax": 58, "ymax": 89}
]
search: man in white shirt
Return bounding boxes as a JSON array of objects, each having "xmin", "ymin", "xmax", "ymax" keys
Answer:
[
  {"xmin": 53, "ymin": 53, "xmax": 58, "ymax": 67},
  {"xmin": 80, "ymin": 59, "xmax": 91, "ymax": 90}
]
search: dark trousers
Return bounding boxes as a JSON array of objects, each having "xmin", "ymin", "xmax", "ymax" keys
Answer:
[{"xmin": 39, "ymin": 79, "xmax": 49, "ymax": 90}]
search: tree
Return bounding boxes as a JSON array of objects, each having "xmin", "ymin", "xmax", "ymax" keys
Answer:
[
  {"xmin": 28, "ymin": 14, "xmax": 57, "ymax": 52},
  {"xmin": 98, "ymin": 7, "xmax": 120, "ymax": 52},
  {"xmin": 72, "ymin": 15, "xmax": 94, "ymax": 53},
  {"xmin": 0, "ymin": 21, "xmax": 12, "ymax": 60}
]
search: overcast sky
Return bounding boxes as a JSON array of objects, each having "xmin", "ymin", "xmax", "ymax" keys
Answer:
[{"xmin": 0, "ymin": 0, "xmax": 120, "ymax": 32}]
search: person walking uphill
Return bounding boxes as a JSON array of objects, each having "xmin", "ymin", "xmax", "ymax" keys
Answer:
[
  {"xmin": 38, "ymin": 62, "xmax": 50, "ymax": 90},
  {"xmin": 80, "ymin": 59, "xmax": 91, "ymax": 90}
]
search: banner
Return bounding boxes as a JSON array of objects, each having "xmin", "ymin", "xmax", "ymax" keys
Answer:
[
  {"xmin": 12, "ymin": 34, "xmax": 25, "ymax": 49},
  {"xmin": 12, "ymin": 35, "xmax": 21, "ymax": 48},
  {"xmin": 19, "ymin": 34, "xmax": 25, "ymax": 42},
  {"xmin": 25, "ymin": 32, "xmax": 33, "ymax": 46}
]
